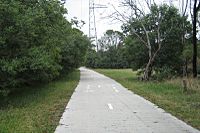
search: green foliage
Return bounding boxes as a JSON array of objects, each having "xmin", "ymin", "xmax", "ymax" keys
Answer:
[
  {"xmin": 0, "ymin": 0, "xmax": 90, "ymax": 95},
  {"xmin": 86, "ymin": 30, "xmax": 129, "ymax": 68},
  {"xmin": 86, "ymin": 46, "xmax": 129, "ymax": 69},
  {"xmin": 182, "ymin": 44, "xmax": 193, "ymax": 60},
  {"xmin": 85, "ymin": 49, "xmax": 100, "ymax": 68},
  {"xmin": 122, "ymin": 4, "xmax": 192, "ymax": 75},
  {"xmin": 153, "ymin": 66, "xmax": 176, "ymax": 81},
  {"xmin": 124, "ymin": 36, "xmax": 148, "ymax": 70}
]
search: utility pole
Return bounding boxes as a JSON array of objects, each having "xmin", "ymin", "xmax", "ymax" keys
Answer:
[{"xmin": 89, "ymin": 0, "xmax": 107, "ymax": 51}]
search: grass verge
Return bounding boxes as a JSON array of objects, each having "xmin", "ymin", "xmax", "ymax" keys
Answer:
[
  {"xmin": 95, "ymin": 69, "xmax": 200, "ymax": 130},
  {"xmin": 0, "ymin": 70, "xmax": 80, "ymax": 133}
]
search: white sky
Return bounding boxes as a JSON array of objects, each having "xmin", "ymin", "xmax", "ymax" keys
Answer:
[
  {"xmin": 64, "ymin": 0, "xmax": 186, "ymax": 39},
  {"xmin": 64, "ymin": 0, "xmax": 123, "ymax": 38}
]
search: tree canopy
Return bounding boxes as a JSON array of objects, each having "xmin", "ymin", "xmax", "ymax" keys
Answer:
[
  {"xmin": 86, "ymin": 30, "xmax": 129, "ymax": 68},
  {"xmin": 123, "ymin": 4, "xmax": 192, "ymax": 75},
  {"xmin": 86, "ymin": 3, "xmax": 194, "ymax": 80},
  {"xmin": 0, "ymin": 0, "xmax": 90, "ymax": 96}
]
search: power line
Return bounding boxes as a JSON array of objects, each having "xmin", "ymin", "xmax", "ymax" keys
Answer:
[{"xmin": 89, "ymin": 0, "xmax": 107, "ymax": 51}]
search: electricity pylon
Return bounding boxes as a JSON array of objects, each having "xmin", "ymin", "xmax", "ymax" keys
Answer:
[{"xmin": 89, "ymin": 0, "xmax": 107, "ymax": 51}]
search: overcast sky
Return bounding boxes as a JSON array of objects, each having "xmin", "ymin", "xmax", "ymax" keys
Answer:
[
  {"xmin": 64, "ymin": 0, "xmax": 126, "ymax": 38},
  {"xmin": 64, "ymin": 0, "xmax": 184, "ymax": 38}
]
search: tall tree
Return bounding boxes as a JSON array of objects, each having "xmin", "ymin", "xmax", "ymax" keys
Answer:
[
  {"xmin": 98, "ymin": 30, "xmax": 124, "ymax": 51},
  {"xmin": 191, "ymin": 0, "xmax": 200, "ymax": 77},
  {"xmin": 0, "ymin": 0, "xmax": 90, "ymax": 95},
  {"xmin": 121, "ymin": 3, "xmax": 191, "ymax": 80},
  {"xmin": 121, "ymin": 1, "xmax": 186, "ymax": 80},
  {"xmin": 86, "ymin": 30, "xmax": 129, "ymax": 68}
]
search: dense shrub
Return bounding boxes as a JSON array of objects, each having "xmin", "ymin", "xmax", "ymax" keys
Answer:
[
  {"xmin": 86, "ymin": 30, "xmax": 129, "ymax": 69},
  {"xmin": 153, "ymin": 67, "xmax": 177, "ymax": 81},
  {"xmin": 0, "ymin": 0, "xmax": 90, "ymax": 95},
  {"xmin": 86, "ymin": 47, "xmax": 129, "ymax": 69}
]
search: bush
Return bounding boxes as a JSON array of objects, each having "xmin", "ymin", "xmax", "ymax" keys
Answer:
[
  {"xmin": 86, "ymin": 48, "xmax": 129, "ymax": 69},
  {"xmin": 153, "ymin": 66, "xmax": 176, "ymax": 81},
  {"xmin": 0, "ymin": 0, "xmax": 90, "ymax": 96}
]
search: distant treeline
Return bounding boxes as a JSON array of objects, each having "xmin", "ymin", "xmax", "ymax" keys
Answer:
[{"xmin": 86, "ymin": 30, "xmax": 129, "ymax": 69}]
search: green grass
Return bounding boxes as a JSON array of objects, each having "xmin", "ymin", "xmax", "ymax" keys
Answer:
[
  {"xmin": 0, "ymin": 70, "xmax": 80, "ymax": 133},
  {"xmin": 95, "ymin": 69, "xmax": 200, "ymax": 130}
]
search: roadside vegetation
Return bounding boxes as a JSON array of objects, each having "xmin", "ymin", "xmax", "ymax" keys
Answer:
[
  {"xmin": 95, "ymin": 69, "xmax": 200, "ymax": 130},
  {"xmin": 1, "ymin": 0, "xmax": 200, "ymax": 132},
  {"xmin": 86, "ymin": 2, "xmax": 200, "ymax": 129},
  {"xmin": 0, "ymin": 0, "xmax": 89, "ymax": 97},
  {"xmin": 0, "ymin": 0, "xmax": 89, "ymax": 132},
  {"xmin": 0, "ymin": 70, "xmax": 79, "ymax": 133},
  {"xmin": 86, "ymin": 0, "xmax": 200, "ymax": 81}
]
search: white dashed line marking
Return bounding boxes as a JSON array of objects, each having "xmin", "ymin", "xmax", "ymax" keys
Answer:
[
  {"xmin": 114, "ymin": 89, "xmax": 119, "ymax": 93},
  {"xmin": 88, "ymin": 90, "xmax": 94, "ymax": 92},
  {"xmin": 107, "ymin": 103, "xmax": 113, "ymax": 110},
  {"xmin": 86, "ymin": 85, "xmax": 93, "ymax": 92},
  {"xmin": 113, "ymin": 86, "xmax": 119, "ymax": 93},
  {"xmin": 87, "ymin": 84, "xmax": 90, "ymax": 88}
]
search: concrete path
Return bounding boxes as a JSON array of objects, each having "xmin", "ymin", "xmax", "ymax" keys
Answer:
[{"xmin": 55, "ymin": 67, "xmax": 200, "ymax": 133}]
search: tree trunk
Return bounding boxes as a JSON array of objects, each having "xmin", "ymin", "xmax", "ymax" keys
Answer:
[
  {"xmin": 143, "ymin": 42, "xmax": 153, "ymax": 80},
  {"xmin": 192, "ymin": 11, "xmax": 197, "ymax": 77},
  {"xmin": 183, "ymin": 58, "xmax": 188, "ymax": 77},
  {"xmin": 143, "ymin": 58, "xmax": 152, "ymax": 80},
  {"xmin": 143, "ymin": 41, "xmax": 161, "ymax": 80},
  {"xmin": 192, "ymin": 0, "xmax": 199, "ymax": 78},
  {"xmin": 186, "ymin": 59, "xmax": 188, "ymax": 76}
]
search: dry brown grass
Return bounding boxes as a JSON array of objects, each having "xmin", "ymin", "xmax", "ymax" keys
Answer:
[{"xmin": 166, "ymin": 77, "xmax": 200, "ymax": 92}]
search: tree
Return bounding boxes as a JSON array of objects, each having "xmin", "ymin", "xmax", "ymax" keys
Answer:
[
  {"xmin": 191, "ymin": 0, "xmax": 200, "ymax": 77},
  {"xmin": 122, "ymin": 4, "xmax": 191, "ymax": 79},
  {"xmin": 86, "ymin": 30, "xmax": 129, "ymax": 68},
  {"xmin": 121, "ymin": 2, "xmax": 185, "ymax": 80},
  {"xmin": 124, "ymin": 36, "xmax": 148, "ymax": 70},
  {"xmin": 98, "ymin": 30, "xmax": 124, "ymax": 51},
  {"xmin": 0, "ymin": 0, "xmax": 90, "ymax": 96}
]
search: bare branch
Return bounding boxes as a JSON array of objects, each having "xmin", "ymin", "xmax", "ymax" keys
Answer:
[
  {"xmin": 144, "ymin": 0, "xmax": 154, "ymax": 11},
  {"xmin": 137, "ymin": 0, "xmax": 147, "ymax": 15},
  {"xmin": 144, "ymin": 0, "xmax": 151, "ymax": 10},
  {"xmin": 101, "ymin": 12, "xmax": 127, "ymax": 24},
  {"xmin": 131, "ymin": 29, "xmax": 148, "ymax": 47},
  {"xmin": 197, "ymin": 0, "xmax": 200, "ymax": 11},
  {"xmin": 183, "ymin": 0, "xmax": 189, "ymax": 16},
  {"xmin": 100, "ymin": 9, "xmax": 129, "ymax": 25},
  {"xmin": 123, "ymin": 0, "xmax": 145, "ymax": 17},
  {"xmin": 111, "ymin": 4, "xmax": 130, "ymax": 22},
  {"xmin": 190, "ymin": 0, "xmax": 193, "ymax": 21}
]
